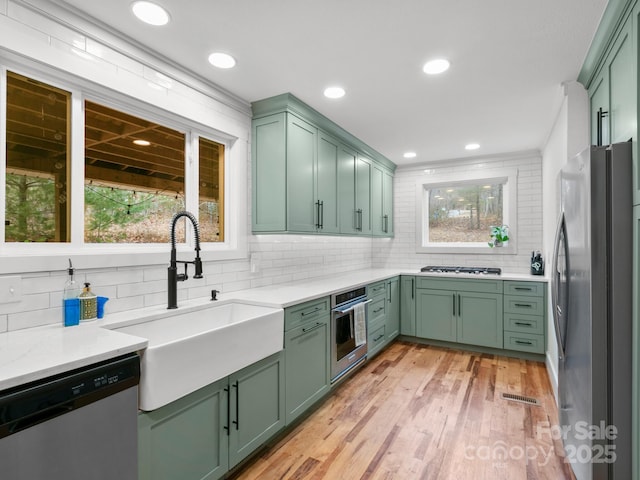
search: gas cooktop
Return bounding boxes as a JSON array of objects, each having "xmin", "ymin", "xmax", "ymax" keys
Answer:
[{"xmin": 420, "ymin": 265, "xmax": 502, "ymax": 275}]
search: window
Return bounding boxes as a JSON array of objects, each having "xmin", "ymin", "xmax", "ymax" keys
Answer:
[
  {"xmin": 3, "ymin": 71, "xmax": 227, "ymax": 248},
  {"xmin": 416, "ymin": 169, "xmax": 517, "ymax": 253},
  {"xmin": 84, "ymin": 101, "xmax": 187, "ymax": 243},
  {"xmin": 5, "ymin": 72, "xmax": 71, "ymax": 242}
]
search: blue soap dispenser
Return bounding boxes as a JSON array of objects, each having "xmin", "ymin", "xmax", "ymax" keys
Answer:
[{"xmin": 63, "ymin": 259, "xmax": 81, "ymax": 326}]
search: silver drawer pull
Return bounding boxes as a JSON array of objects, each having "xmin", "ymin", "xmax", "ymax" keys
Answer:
[
  {"xmin": 373, "ymin": 307, "xmax": 384, "ymax": 314},
  {"xmin": 515, "ymin": 340, "xmax": 533, "ymax": 345},
  {"xmin": 302, "ymin": 322, "xmax": 324, "ymax": 333},
  {"xmin": 301, "ymin": 306, "xmax": 322, "ymax": 316},
  {"xmin": 514, "ymin": 303, "xmax": 532, "ymax": 308},
  {"xmin": 514, "ymin": 287, "xmax": 533, "ymax": 291},
  {"xmin": 514, "ymin": 321, "xmax": 532, "ymax": 327}
]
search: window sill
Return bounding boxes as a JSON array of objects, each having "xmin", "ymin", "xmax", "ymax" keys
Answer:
[{"xmin": 415, "ymin": 242, "xmax": 517, "ymax": 255}]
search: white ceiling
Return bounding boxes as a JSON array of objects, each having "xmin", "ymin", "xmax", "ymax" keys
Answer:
[{"xmin": 55, "ymin": 0, "xmax": 607, "ymax": 166}]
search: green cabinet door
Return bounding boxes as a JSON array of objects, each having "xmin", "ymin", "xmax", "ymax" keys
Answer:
[
  {"xmin": 138, "ymin": 377, "xmax": 229, "ymax": 480},
  {"xmin": 386, "ymin": 277, "xmax": 400, "ymax": 340},
  {"xmin": 355, "ymin": 156, "xmax": 372, "ymax": 235},
  {"xmin": 456, "ymin": 292, "xmax": 503, "ymax": 349},
  {"xmin": 228, "ymin": 351, "xmax": 285, "ymax": 468},
  {"xmin": 317, "ymin": 132, "xmax": 340, "ymax": 233},
  {"xmin": 382, "ymin": 171, "xmax": 394, "ymax": 236},
  {"xmin": 287, "ymin": 114, "xmax": 317, "ymax": 232},
  {"xmin": 400, "ymin": 276, "xmax": 416, "ymax": 336},
  {"xmin": 252, "ymin": 113, "xmax": 287, "ymax": 232},
  {"xmin": 608, "ymin": 14, "xmax": 635, "ymax": 145},
  {"xmin": 338, "ymin": 144, "xmax": 357, "ymax": 234},
  {"xmin": 371, "ymin": 165, "xmax": 384, "ymax": 236},
  {"xmin": 416, "ymin": 288, "xmax": 456, "ymax": 342},
  {"xmin": 284, "ymin": 317, "xmax": 330, "ymax": 425}
]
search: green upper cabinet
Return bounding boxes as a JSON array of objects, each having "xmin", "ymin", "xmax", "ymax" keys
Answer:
[
  {"xmin": 371, "ymin": 165, "xmax": 394, "ymax": 236},
  {"xmin": 252, "ymin": 93, "xmax": 396, "ymax": 236},
  {"xmin": 582, "ymin": 0, "xmax": 639, "ymax": 204},
  {"xmin": 589, "ymin": 13, "xmax": 635, "ymax": 146},
  {"xmin": 252, "ymin": 113, "xmax": 287, "ymax": 231},
  {"xmin": 316, "ymin": 132, "xmax": 340, "ymax": 233},
  {"xmin": 338, "ymin": 147, "xmax": 372, "ymax": 235},
  {"xmin": 286, "ymin": 114, "xmax": 318, "ymax": 232}
]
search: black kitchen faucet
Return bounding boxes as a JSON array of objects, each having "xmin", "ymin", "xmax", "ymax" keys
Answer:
[{"xmin": 167, "ymin": 211, "xmax": 203, "ymax": 309}]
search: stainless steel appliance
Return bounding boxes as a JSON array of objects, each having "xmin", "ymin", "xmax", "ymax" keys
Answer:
[
  {"xmin": 331, "ymin": 286, "xmax": 370, "ymax": 382},
  {"xmin": 551, "ymin": 143, "xmax": 632, "ymax": 480},
  {"xmin": 0, "ymin": 353, "xmax": 140, "ymax": 480},
  {"xmin": 421, "ymin": 265, "xmax": 502, "ymax": 275}
]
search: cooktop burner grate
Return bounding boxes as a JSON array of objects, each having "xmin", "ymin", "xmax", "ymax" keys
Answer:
[{"xmin": 420, "ymin": 265, "xmax": 502, "ymax": 275}]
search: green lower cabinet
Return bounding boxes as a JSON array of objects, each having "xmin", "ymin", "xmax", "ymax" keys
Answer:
[
  {"xmin": 138, "ymin": 377, "xmax": 229, "ymax": 480},
  {"xmin": 456, "ymin": 292, "xmax": 503, "ymax": 349},
  {"xmin": 416, "ymin": 282, "xmax": 503, "ymax": 349},
  {"xmin": 400, "ymin": 276, "xmax": 416, "ymax": 336},
  {"xmin": 284, "ymin": 317, "xmax": 330, "ymax": 425},
  {"xmin": 366, "ymin": 277, "xmax": 400, "ymax": 357},
  {"xmin": 386, "ymin": 277, "xmax": 400, "ymax": 340},
  {"xmin": 502, "ymin": 281, "xmax": 546, "ymax": 354},
  {"xmin": 138, "ymin": 351, "xmax": 285, "ymax": 480},
  {"xmin": 416, "ymin": 289, "xmax": 457, "ymax": 342},
  {"xmin": 229, "ymin": 352, "xmax": 285, "ymax": 467}
]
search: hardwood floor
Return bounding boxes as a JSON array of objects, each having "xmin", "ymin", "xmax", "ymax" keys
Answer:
[{"xmin": 229, "ymin": 341, "xmax": 575, "ymax": 480}]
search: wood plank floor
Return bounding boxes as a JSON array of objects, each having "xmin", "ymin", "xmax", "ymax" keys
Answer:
[{"xmin": 229, "ymin": 341, "xmax": 574, "ymax": 480}]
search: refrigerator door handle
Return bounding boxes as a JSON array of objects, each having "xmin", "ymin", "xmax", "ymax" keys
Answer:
[{"xmin": 551, "ymin": 212, "xmax": 567, "ymax": 360}]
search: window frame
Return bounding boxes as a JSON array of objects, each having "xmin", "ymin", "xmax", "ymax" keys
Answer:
[
  {"xmin": 0, "ymin": 62, "xmax": 245, "ymax": 274},
  {"xmin": 415, "ymin": 167, "xmax": 518, "ymax": 254}
]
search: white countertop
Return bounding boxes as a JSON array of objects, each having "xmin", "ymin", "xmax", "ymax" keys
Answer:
[
  {"xmin": 0, "ymin": 267, "xmax": 546, "ymax": 392},
  {"xmin": 0, "ymin": 321, "xmax": 147, "ymax": 391},
  {"xmin": 229, "ymin": 268, "xmax": 548, "ymax": 308}
]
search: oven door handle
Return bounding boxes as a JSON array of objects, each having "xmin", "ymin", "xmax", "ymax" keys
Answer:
[{"xmin": 333, "ymin": 299, "xmax": 372, "ymax": 314}]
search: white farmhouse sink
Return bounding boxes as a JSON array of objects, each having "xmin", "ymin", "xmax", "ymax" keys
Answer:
[{"xmin": 115, "ymin": 301, "xmax": 284, "ymax": 411}]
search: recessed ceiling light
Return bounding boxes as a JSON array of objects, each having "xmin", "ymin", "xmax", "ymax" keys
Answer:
[
  {"xmin": 133, "ymin": 139, "xmax": 151, "ymax": 146},
  {"xmin": 465, "ymin": 143, "xmax": 480, "ymax": 150},
  {"xmin": 423, "ymin": 58, "xmax": 450, "ymax": 75},
  {"xmin": 323, "ymin": 87, "xmax": 345, "ymax": 99},
  {"xmin": 208, "ymin": 52, "xmax": 236, "ymax": 69},
  {"xmin": 403, "ymin": 152, "xmax": 417, "ymax": 159},
  {"xmin": 131, "ymin": 1, "xmax": 170, "ymax": 26}
]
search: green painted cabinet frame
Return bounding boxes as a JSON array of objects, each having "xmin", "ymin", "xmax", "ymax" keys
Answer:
[
  {"xmin": 372, "ymin": 165, "xmax": 394, "ymax": 236},
  {"xmin": 252, "ymin": 93, "xmax": 396, "ymax": 236},
  {"xmin": 284, "ymin": 298, "xmax": 331, "ymax": 425},
  {"xmin": 415, "ymin": 278, "xmax": 504, "ymax": 349},
  {"xmin": 400, "ymin": 276, "xmax": 417, "ymax": 336},
  {"xmin": 138, "ymin": 351, "xmax": 285, "ymax": 480}
]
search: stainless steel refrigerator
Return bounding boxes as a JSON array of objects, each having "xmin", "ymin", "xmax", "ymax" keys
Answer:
[{"xmin": 552, "ymin": 142, "xmax": 632, "ymax": 480}]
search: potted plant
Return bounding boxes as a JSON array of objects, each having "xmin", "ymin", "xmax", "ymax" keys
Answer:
[{"xmin": 488, "ymin": 225, "xmax": 509, "ymax": 248}]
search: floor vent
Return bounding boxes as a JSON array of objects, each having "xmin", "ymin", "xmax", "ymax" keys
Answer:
[{"xmin": 501, "ymin": 392, "xmax": 540, "ymax": 406}]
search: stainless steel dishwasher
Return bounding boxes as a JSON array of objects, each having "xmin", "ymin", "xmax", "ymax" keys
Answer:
[{"xmin": 0, "ymin": 353, "xmax": 140, "ymax": 480}]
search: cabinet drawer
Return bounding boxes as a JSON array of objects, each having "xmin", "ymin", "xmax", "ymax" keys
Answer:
[
  {"xmin": 284, "ymin": 297, "xmax": 330, "ymax": 330},
  {"xmin": 503, "ymin": 332, "xmax": 545, "ymax": 354},
  {"xmin": 504, "ymin": 281, "xmax": 545, "ymax": 297},
  {"xmin": 416, "ymin": 277, "xmax": 503, "ymax": 294},
  {"xmin": 368, "ymin": 324, "xmax": 386, "ymax": 356},
  {"xmin": 368, "ymin": 281, "xmax": 387, "ymax": 298},
  {"xmin": 369, "ymin": 297, "xmax": 386, "ymax": 323},
  {"xmin": 504, "ymin": 313, "xmax": 544, "ymax": 335},
  {"xmin": 503, "ymin": 295, "xmax": 544, "ymax": 316}
]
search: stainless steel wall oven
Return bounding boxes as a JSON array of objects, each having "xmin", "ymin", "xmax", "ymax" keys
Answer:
[{"xmin": 330, "ymin": 286, "xmax": 369, "ymax": 382}]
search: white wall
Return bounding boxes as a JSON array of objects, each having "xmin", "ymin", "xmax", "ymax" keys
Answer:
[
  {"xmin": 373, "ymin": 152, "xmax": 544, "ymax": 273},
  {"xmin": 0, "ymin": 1, "xmax": 374, "ymax": 332},
  {"xmin": 540, "ymin": 81, "xmax": 589, "ymax": 398}
]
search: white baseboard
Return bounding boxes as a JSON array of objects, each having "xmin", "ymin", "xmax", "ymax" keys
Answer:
[{"xmin": 545, "ymin": 351, "xmax": 559, "ymax": 404}]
